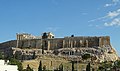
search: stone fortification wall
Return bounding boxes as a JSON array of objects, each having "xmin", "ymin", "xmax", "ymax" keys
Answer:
[
  {"xmin": 99, "ymin": 36, "xmax": 110, "ymax": 47},
  {"xmin": 17, "ymin": 36, "xmax": 110, "ymax": 50},
  {"xmin": 63, "ymin": 37, "xmax": 99, "ymax": 48}
]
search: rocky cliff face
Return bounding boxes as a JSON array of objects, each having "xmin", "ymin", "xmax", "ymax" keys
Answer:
[
  {"xmin": 56, "ymin": 45, "xmax": 118, "ymax": 62},
  {"xmin": 10, "ymin": 45, "xmax": 118, "ymax": 62},
  {"xmin": 0, "ymin": 40, "xmax": 16, "ymax": 58}
]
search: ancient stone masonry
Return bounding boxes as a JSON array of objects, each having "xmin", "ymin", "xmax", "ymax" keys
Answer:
[{"xmin": 16, "ymin": 32, "xmax": 111, "ymax": 50}]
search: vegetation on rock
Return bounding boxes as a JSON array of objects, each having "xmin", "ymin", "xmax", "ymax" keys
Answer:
[
  {"xmin": 86, "ymin": 63, "xmax": 91, "ymax": 71},
  {"xmin": 72, "ymin": 61, "xmax": 74, "ymax": 71},
  {"xmin": 8, "ymin": 58, "xmax": 23, "ymax": 71},
  {"xmin": 38, "ymin": 60, "xmax": 42, "ymax": 71},
  {"xmin": 23, "ymin": 64, "xmax": 33, "ymax": 71},
  {"xmin": 59, "ymin": 63, "xmax": 63, "ymax": 71},
  {"xmin": 82, "ymin": 53, "xmax": 91, "ymax": 60}
]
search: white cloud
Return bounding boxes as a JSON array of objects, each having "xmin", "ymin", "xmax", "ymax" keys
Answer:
[
  {"xmin": 104, "ymin": 18, "xmax": 120, "ymax": 26},
  {"xmin": 88, "ymin": 8, "xmax": 120, "ymax": 27},
  {"xmin": 106, "ymin": 9, "xmax": 120, "ymax": 18},
  {"xmin": 88, "ymin": 16, "xmax": 105, "ymax": 22},
  {"xmin": 104, "ymin": 0, "xmax": 120, "ymax": 7},
  {"xmin": 104, "ymin": 4, "xmax": 113, "ymax": 7},
  {"xmin": 89, "ymin": 0, "xmax": 120, "ymax": 27},
  {"xmin": 88, "ymin": 8, "xmax": 120, "ymax": 22},
  {"xmin": 104, "ymin": 9, "xmax": 120, "ymax": 27},
  {"xmin": 112, "ymin": 0, "xmax": 120, "ymax": 3}
]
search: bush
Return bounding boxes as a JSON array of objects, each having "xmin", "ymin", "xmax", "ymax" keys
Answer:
[
  {"xmin": 86, "ymin": 63, "xmax": 91, "ymax": 71},
  {"xmin": 114, "ymin": 60, "xmax": 120, "ymax": 67},
  {"xmin": 97, "ymin": 61, "xmax": 112, "ymax": 71},
  {"xmin": 38, "ymin": 61, "xmax": 42, "ymax": 71},
  {"xmin": 8, "ymin": 58, "xmax": 23, "ymax": 71},
  {"xmin": 82, "ymin": 53, "xmax": 91, "ymax": 60},
  {"xmin": 24, "ymin": 64, "xmax": 33, "ymax": 71},
  {"xmin": 0, "ymin": 52, "xmax": 3, "ymax": 59},
  {"xmin": 59, "ymin": 63, "xmax": 63, "ymax": 71}
]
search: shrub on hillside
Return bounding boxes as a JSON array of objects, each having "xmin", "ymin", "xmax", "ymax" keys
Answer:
[{"xmin": 82, "ymin": 53, "xmax": 91, "ymax": 60}]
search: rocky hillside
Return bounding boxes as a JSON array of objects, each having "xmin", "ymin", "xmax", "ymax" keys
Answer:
[
  {"xmin": 0, "ymin": 39, "xmax": 118, "ymax": 63},
  {"xmin": 0, "ymin": 40, "xmax": 16, "ymax": 58},
  {"xmin": 11, "ymin": 45, "xmax": 118, "ymax": 63},
  {"xmin": 0, "ymin": 40, "xmax": 16, "ymax": 49},
  {"xmin": 56, "ymin": 45, "xmax": 118, "ymax": 62}
]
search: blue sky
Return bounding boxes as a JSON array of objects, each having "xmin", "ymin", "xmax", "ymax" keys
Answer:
[{"xmin": 0, "ymin": 0, "xmax": 120, "ymax": 55}]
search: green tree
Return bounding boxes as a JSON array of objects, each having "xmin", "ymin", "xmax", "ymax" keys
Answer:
[
  {"xmin": 98, "ymin": 61, "xmax": 112, "ymax": 71},
  {"xmin": 0, "ymin": 52, "xmax": 3, "ymax": 59},
  {"xmin": 14, "ymin": 51, "xmax": 21, "ymax": 60},
  {"xmin": 72, "ymin": 61, "xmax": 74, "ymax": 71},
  {"xmin": 32, "ymin": 51, "xmax": 36, "ymax": 59},
  {"xmin": 38, "ymin": 60, "xmax": 42, "ymax": 71},
  {"xmin": 26, "ymin": 64, "xmax": 33, "ymax": 71},
  {"xmin": 86, "ymin": 63, "xmax": 91, "ymax": 71},
  {"xmin": 98, "ymin": 66, "xmax": 104, "ymax": 71},
  {"xmin": 114, "ymin": 60, "xmax": 120, "ymax": 67},
  {"xmin": 43, "ymin": 65, "xmax": 46, "ymax": 71},
  {"xmin": 59, "ymin": 63, "xmax": 63, "ymax": 71},
  {"xmin": 42, "ymin": 45, "xmax": 44, "ymax": 54},
  {"xmin": 92, "ymin": 68, "xmax": 94, "ymax": 71},
  {"xmin": 112, "ymin": 60, "xmax": 120, "ymax": 71},
  {"xmin": 9, "ymin": 58, "xmax": 23, "ymax": 71},
  {"xmin": 82, "ymin": 54, "xmax": 91, "ymax": 60}
]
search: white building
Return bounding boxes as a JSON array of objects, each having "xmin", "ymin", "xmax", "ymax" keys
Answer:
[{"xmin": 0, "ymin": 60, "xmax": 18, "ymax": 71}]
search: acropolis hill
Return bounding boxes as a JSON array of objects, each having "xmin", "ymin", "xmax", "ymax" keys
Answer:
[{"xmin": 0, "ymin": 32, "xmax": 118, "ymax": 63}]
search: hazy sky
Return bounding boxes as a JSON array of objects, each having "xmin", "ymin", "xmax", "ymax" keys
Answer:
[{"xmin": 0, "ymin": 0, "xmax": 120, "ymax": 55}]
